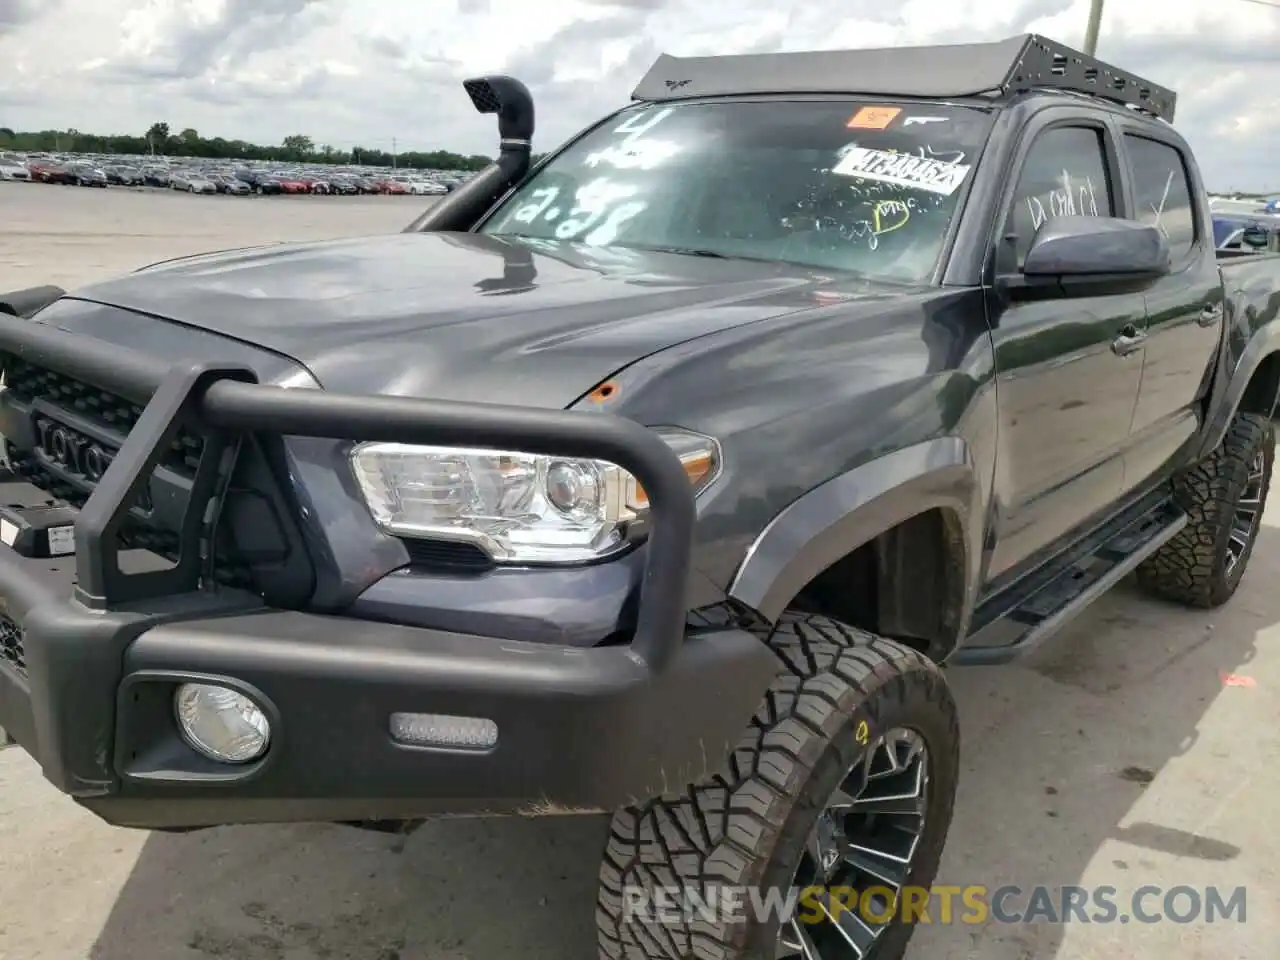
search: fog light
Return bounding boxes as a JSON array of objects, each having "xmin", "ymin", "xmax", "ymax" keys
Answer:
[
  {"xmin": 174, "ymin": 683, "xmax": 271, "ymax": 763},
  {"xmin": 390, "ymin": 712, "xmax": 498, "ymax": 751}
]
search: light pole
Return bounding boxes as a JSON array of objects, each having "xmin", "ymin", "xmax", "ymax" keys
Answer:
[{"xmin": 1083, "ymin": 0, "xmax": 1104, "ymax": 56}]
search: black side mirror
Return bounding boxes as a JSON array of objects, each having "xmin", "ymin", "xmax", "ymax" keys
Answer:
[{"xmin": 1005, "ymin": 216, "xmax": 1171, "ymax": 299}]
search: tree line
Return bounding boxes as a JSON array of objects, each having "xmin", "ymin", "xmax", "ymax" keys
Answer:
[{"xmin": 0, "ymin": 122, "xmax": 511, "ymax": 171}]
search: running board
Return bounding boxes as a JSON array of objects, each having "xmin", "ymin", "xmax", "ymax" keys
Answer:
[{"xmin": 953, "ymin": 500, "xmax": 1187, "ymax": 666}]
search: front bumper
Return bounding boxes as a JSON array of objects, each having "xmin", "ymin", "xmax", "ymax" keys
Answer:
[{"xmin": 0, "ymin": 308, "xmax": 778, "ymax": 829}]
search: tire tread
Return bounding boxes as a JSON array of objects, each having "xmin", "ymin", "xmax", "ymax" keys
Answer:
[
  {"xmin": 597, "ymin": 612, "xmax": 957, "ymax": 960},
  {"xmin": 1136, "ymin": 412, "xmax": 1274, "ymax": 607}
]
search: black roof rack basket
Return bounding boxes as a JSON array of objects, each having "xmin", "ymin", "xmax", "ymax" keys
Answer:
[{"xmin": 631, "ymin": 33, "xmax": 1176, "ymax": 123}]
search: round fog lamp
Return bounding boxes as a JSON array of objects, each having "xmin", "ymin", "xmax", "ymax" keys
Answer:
[{"xmin": 174, "ymin": 683, "xmax": 271, "ymax": 763}]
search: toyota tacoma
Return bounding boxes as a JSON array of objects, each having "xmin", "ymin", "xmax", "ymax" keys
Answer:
[{"xmin": 2, "ymin": 33, "xmax": 1280, "ymax": 960}]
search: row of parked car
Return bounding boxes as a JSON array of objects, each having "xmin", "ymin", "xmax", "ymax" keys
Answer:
[{"xmin": 0, "ymin": 151, "xmax": 471, "ymax": 196}]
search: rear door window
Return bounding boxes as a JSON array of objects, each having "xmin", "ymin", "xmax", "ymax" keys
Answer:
[{"xmin": 1123, "ymin": 135, "xmax": 1196, "ymax": 261}]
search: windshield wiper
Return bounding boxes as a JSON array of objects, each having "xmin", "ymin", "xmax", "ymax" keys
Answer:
[{"xmin": 626, "ymin": 244, "xmax": 731, "ymax": 259}]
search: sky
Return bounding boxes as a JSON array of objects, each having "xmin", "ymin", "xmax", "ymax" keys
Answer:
[{"xmin": 2, "ymin": 0, "xmax": 1279, "ymax": 191}]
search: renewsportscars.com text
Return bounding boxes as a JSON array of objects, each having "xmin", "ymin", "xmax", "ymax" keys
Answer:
[{"xmin": 621, "ymin": 884, "xmax": 1248, "ymax": 926}]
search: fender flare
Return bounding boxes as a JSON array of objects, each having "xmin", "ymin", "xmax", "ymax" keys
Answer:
[
  {"xmin": 1196, "ymin": 297, "xmax": 1280, "ymax": 461},
  {"xmin": 727, "ymin": 437, "xmax": 983, "ymax": 632}
]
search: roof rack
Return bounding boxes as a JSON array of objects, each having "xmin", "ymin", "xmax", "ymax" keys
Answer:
[{"xmin": 631, "ymin": 34, "xmax": 1176, "ymax": 123}]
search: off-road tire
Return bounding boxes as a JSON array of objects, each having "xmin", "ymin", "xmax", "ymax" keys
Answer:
[
  {"xmin": 597, "ymin": 612, "xmax": 960, "ymax": 960},
  {"xmin": 1136, "ymin": 412, "xmax": 1274, "ymax": 607}
]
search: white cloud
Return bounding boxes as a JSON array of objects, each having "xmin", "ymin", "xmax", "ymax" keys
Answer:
[{"xmin": 2, "ymin": 0, "xmax": 1279, "ymax": 190}]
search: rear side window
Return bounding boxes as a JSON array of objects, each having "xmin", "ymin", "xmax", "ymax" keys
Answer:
[
  {"xmin": 1005, "ymin": 126, "xmax": 1115, "ymax": 267},
  {"xmin": 1124, "ymin": 134, "xmax": 1196, "ymax": 260}
]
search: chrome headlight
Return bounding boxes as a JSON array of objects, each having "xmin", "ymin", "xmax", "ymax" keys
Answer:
[{"xmin": 350, "ymin": 428, "xmax": 719, "ymax": 564}]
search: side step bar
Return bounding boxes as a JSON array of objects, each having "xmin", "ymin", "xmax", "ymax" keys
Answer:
[{"xmin": 953, "ymin": 499, "xmax": 1187, "ymax": 666}]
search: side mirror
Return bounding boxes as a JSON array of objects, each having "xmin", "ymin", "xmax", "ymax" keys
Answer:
[{"xmin": 1008, "ymin": 216, "xmax": 1171, "ymax": 299}]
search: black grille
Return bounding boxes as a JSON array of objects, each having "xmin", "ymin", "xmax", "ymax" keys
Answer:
[
  {"xmin": 0, "ymin": 614, "xmax": 25, "ymax": 675},
  {"xmin": 2, "ymin": 357, "xmax": 204, "ymax": 476},
  {"xmin": 1, "ymin": 356, "xmax": 253, "ymax": 590}
]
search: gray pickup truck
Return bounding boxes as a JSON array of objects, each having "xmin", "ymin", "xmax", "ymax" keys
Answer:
[{"xmin": 2, "ymin": 33, "xmax": 1280, "ymax": 960}]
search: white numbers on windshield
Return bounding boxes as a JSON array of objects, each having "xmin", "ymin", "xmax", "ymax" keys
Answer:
[
  {"xmin": 555, "ymin": 178, "xmax": 642, "ymax": 240},
  {"xmin": 494, "ymin": 106, "xmax": 677, "ymax": 243},
  {"xmin": 509, "ymin": 186, "xmax": 562, "ymax": 225},
  {"xmin": 611, "ymin": 107, "xmax": 675, "ymax": 139},
  {"xmin": 583, "ymin": 201, "xmax": 648, "ymax": 245},
  {"xmin": 584, "ymin": 107, "xmax": 680, "ymax": 171}
]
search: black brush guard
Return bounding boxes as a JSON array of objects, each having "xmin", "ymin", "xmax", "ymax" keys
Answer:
[{"xmin": 0, "ymin": 311, "xmax": 777, "ymax": 828}]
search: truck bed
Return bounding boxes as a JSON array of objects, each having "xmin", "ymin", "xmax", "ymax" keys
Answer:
[{"xmin": 1218, "ymin": 249, "xmax": 1280, "ymax": 262}]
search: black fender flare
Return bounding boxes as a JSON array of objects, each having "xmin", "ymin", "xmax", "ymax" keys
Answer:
[
  {"xmin": 1197, "ymin": 320, "xmax": 1280, "ymax": 461},
  {"xmin": 727, "ymin": 437, "xmax": 983, "ymax": 644}
]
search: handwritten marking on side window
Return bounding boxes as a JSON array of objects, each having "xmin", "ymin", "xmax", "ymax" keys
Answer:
[
  {"xmin": 1025, "ymin": 169, "xmax": 1101, "ymax": 230},
  {"xmin": 832, "ymin": 146, "xmax": 971, "ymax": 196},
  {"xmin": 1148, "ymin": 169, "xmax": 1175, "ymax": 238}
]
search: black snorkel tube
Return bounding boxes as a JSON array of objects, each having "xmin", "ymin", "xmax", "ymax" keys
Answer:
[{"xmin": 402, "ymin": 75, "xmax": 535, "ymax": 233}]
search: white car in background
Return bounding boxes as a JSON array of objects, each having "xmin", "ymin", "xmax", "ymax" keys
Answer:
[
  {"xmin": 0, "ymin": 156, "xmax": 31, "ymax": 182},
  {"xmin": 399, "ymin": 178, "xmax": 448, "ymax": 196}
]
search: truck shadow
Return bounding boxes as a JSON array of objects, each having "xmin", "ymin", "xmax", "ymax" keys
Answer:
[{"xmin": 87, "ymin": 528, "xmax": 1280, "ymax": 960}]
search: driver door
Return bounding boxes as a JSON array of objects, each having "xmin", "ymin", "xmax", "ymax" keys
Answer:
[{"xmin": 985, "ymin": 119, "xmax": 1147, "ymax": 585}]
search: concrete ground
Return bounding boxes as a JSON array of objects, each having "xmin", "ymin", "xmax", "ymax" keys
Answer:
[{"xmin": 0, "ymin": 181, "xmax": 1276, "ymax": 960}]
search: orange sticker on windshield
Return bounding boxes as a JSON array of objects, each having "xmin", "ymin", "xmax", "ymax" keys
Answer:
[{"xmin": 847, "ymin": 107, "xmax": 901, "ymax": 130}]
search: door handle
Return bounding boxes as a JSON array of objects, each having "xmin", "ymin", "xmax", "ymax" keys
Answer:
[
  {"xmin": 1111, "ymin": 324, "xmax": 1147, "ymax": 357},
  {"xmin": 1198, "ymin": 303, "xmax": 1224, "ymax": 327}
]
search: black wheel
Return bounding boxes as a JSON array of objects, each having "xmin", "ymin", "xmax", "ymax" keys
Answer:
[
  {"xmin": 1136, "ymin": 411, "xmax": 1274, "ymax": 607},
  {"xmin": 599, "ymin": 612, "xmax": 960, "ymax": 960}
]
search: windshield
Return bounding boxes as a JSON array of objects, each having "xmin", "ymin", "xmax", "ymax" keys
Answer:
[{"xmin": 481, "ymin": 99, "xmax": 994, "ymax": 283}]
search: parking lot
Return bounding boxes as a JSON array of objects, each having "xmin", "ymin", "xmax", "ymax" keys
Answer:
[{"xmin": 1, "ymin": 181, "xmax": 1277, "ymax": 960}]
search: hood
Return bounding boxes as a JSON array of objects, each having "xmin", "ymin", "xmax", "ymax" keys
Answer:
[{"xmin": 62, "ymin": 232, "xmax": 912, "ymax": 408}]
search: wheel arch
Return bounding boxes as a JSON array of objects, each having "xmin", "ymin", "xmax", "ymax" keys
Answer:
[
  {"xmin": 1198, "ymin": 276, "xmax": 1280, "ymax": 460},
  {"xmin": 1199, "ymin": 342, "xmax": 1280, "ymax": 461},
  {"xmin": 1236, "ymin": 350, "xmax": 1280, "ymax": 419},
  {"xmin": 727, "ymin": 437, "xmax": 983, "ymax": 662}
]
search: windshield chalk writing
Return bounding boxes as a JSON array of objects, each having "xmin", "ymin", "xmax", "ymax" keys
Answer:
[
  {"xmin": 508, "ymin": 185, "xmax": 562, "ymax": 225},
  {"xmin": 582, "ymin": 106, "xmax": 681, "ymax": 172},
  {"xmin": 553, "ymin": 177, "xmax": 648, "ymax": 243}
]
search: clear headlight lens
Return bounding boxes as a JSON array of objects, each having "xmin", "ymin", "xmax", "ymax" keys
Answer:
[{"xmin": 350, "ymin": 428, "xmax": 719, "ymax": 564}]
